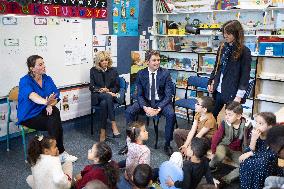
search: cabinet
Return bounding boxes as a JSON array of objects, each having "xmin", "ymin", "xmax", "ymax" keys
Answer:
[{"xmin": 152, "ymin": 0, "xmax": 284, "ymax": 118}]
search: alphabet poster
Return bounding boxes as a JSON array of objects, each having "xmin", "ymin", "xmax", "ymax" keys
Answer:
[{"xmin": 112, "ymin": 0, "xmax": 139, "ymax": 36}]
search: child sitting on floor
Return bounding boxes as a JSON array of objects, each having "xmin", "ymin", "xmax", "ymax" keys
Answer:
[
  {"xmin": 166, "ymin": 137, "xmax": 218, "ymax": 189},
  {"xmin": 209, "ymin": 101, "xmax": 251, "ymax": 184},
  {"xmin": 239, "ymin": 112, "xmax": 283, "ymax": 189},
  {"xmin": 174, "ymin": 96, "xmax": 217, "ymax": 156},
  {"xmin": 26, "ymin": 135, "xmax": 73, "ymax": 189},
  {"xmin": 133, "ymin": 164, "xmax": 155, "ymax": 189},
  {"xmin": 159, "ymin": 152, "xmax": 184, "ymax": 189},
  {"xmin": 74, "ymin": 142, "xmax": 119, "ymax": 189}
]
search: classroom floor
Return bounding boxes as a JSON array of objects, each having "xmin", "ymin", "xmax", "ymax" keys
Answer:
[{"xmin": 0, "ymin": 108, "xmax": 239, "ymax": 189}]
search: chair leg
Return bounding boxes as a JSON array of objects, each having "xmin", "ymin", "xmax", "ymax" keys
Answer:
[
  {"xmin": 20, "ymin": 126, "xmax": 27, "ymax": 162},
  {"xmin": 153, "ymin": 118, "xmax": 159, "ymax": 149},
  {"xmin": 6, "ymin": 122, "xmax": 10, "ymax": 152},
  {"xmin": 175, "ymin": 117, "xmax": 179, "ymax": 129},
  {"xmin": 146, "ymin": 116, "xmax": 150, "ymax": 127},
  {"xmin": 91, "ymin": 108, "xmax": 94, "ymax": 135},
  {"xmin": 186, "ymin": 109, "xmax": 190, "ymax": 124}
]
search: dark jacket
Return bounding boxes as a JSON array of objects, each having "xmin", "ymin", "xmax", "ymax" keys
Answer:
[
  {"xmin": 89, "ymin": 67, "xmax": 119, "ymax": 106},
  {"xmin": 208, "ymin": 45, "xmax": 252, "ymax": 103},
  {"xmin": 136, "ymin": 67, "xmax": 174, "ymax": 109}
]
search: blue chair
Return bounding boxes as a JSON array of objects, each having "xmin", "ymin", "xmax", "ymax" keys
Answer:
[
  {"xmin": 90, "ymin": 77, "xmax": 128, "ymax": 135},
  {"xmin": 6, "ymin": 86, "xmax": 36, "ymax": 162},
  {"xmin": 173, "ymin": 76, "xmax": 209, "ymax": 126}
]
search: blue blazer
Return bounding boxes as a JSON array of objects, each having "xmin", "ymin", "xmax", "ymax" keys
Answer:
[
  {"xmin": 136, "ymin": 67, "xmax": 174, "ymax": 109},
  {"xmin": 209, "ymin": 45, "xmax": 252, "ymax": 103}
]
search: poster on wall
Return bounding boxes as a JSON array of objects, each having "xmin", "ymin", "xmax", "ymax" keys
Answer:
[
  {"xmin": 93, "ymin": 35, "xmax": 118, "ymax": 67},
  {"xmin": 112, "ymin": 0, "xmax": 139, "ymax": 36},
  {"xmin": 130, "ymin": 51, "xmax": 147, "ymax": 97}
]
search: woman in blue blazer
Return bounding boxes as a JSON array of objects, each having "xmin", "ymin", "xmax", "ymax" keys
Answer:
[{"xmin": 208, "ymin": 20, "xmax": 252, "ymax": 118}]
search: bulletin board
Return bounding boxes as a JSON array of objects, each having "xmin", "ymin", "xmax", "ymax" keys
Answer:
[{"xmin": 0, "ymin": 16, "xmax": 93, "ymax": 98}]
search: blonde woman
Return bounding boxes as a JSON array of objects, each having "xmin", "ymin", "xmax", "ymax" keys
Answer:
[{"xmin": 90, "ymin": 51, "xmax": 120, "ymax": 141}]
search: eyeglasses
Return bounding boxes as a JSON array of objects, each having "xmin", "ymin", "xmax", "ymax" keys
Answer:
[{"xmin": 196, "ymin": 102, "xmax": 203, "ymax": 107}]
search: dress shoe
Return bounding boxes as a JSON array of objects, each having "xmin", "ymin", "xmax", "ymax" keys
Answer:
[
  {"xmin": 163, "ymin": 146, "xmax": 174, "ymax": 156},
  {"xmin": 118, "ymin": 145, "xmax": 128, "ymax": 155}
]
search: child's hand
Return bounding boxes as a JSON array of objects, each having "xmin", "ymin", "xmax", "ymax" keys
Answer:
[
  {"xmin": 251, "ymin": 129, "xmax": 261, "ymax": 141},
  {"xmin": 239, "ymin": 152, "xmax": 253, "ymax": 163},
  {"xmin": 75, "ymin": 174, "xmax": 82, "ymax": 181},
  {"xmin": 165, "ymin": 176, "xmax": 174, "ymax": 187},
  {"xmin": 213, "ymin": 178, "xmax": 220, "ymax": 188},
  {"xmin": 179, "ymin": 145, "xmax": 187, "ymax": 155}
]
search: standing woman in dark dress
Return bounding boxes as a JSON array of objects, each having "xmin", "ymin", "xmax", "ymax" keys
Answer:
[
  {"xmin": 90, "ymin": 51, "xmax": 120, "ymax": 141},
  {"xmin": 207, "ymin": 20, "xmax": 252, "ymax": 118}
]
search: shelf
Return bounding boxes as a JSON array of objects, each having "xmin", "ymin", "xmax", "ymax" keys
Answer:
[
  {"xmin": 256, "ymin": 77, "xmax": 284, "ymax": 82},
  {"xmin": 154, "ymin": 6, "xmax": 284, "ymax": 15},
  {"xmin": 255, "ymin": 98, "xmax": 284, "ymax": 104},
  {"xmin": 176, "ymin": 86, "xmax": 208, "ymax": 92},
  {"xmin": 197, "ymin": 72, "xmax": 212, "ymax": 75},
  {"xmin": 159, "ymin": 50, "xmax": 284, "ymax": 58},
  {"xmin": 153, "ymin": 34, "xmax": 284, "ymax": 38},
  {"xmin": 159, "ymin": 50, "xmax": 217, "ymax": 54},
  {"xmin": 165, "ymin": 68, "xmax": 197, "ymax": 73}
]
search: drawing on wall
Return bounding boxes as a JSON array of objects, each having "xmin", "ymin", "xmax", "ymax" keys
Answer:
[
  {"xmin": 64, "ymin": 44, "xmax": 88, "ymax": 66},
  {"xmin": 4, "ymin": 38, "xmax": 19, "ymax": 46},
  {"xmin": 48, "ymin": 18, "xmax": 60, "ymax": 25},
  {"xmin": 35, "ymin": 36, "xmax": 48, "ymax": 47},
  {"xmin": 34, "ymin": 17, "xmax": 48, "ymax": 25},
  {"xmin": 112, "ymin": 0, "xmax": 139, "ymax": 36},
  {"xmin": 62, "ymin": 95, "xmax": 70, "ymax": 111},
  {"xmin": 139, "ymin": 39, "xmax": 149, "ymax": 51},
  {"xmin": 93, "ymin": 35, "xmax": 106, "ymax": 46},
  {"xmin": 2, "ymin": 17, "xmax": 17, "ymax": 25},
  {"xmin": 92, "ymin": 35, "xmax": 118, "ymax": 66},
  {"xmin": 130, "ymin": 51, "xmax": 147, "ymax": 97},
  {"xmin": 94, "ymin": 47, "xmax": 106, "ymax": 54}
]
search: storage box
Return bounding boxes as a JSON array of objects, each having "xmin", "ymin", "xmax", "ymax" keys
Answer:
[
  {"xmin": 168, "ymin": 29, "xmax": 179, "ymax": 35},
  {"xmin": 259, "ymin": 42, "xmax": 284, "ymax": 56}
]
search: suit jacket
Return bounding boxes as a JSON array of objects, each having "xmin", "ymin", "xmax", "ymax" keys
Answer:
[
  {"xmin": 89, "ymin": 67, "xmax": 119, "ymax": 105},
  {"xmin": 208, "ymin": 45, "xmax": 252, "ymax": 103},
  {"xmin": 136, "ymin": 67, "xmax": 174, "ymax": 109}
]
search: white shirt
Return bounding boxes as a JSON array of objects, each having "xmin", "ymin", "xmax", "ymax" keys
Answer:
[
  {"xmin": 148, "ymin": 68, "xmax": 159, "ymax": 101},
  {"xmin": 30, "ymin": 154, "xmax": 71, "ymax": 189}
]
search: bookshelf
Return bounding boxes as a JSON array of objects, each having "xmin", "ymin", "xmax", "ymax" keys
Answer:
[{"xmin": 152, "ymin": 0, "xmax": 284, "ymax": 118}]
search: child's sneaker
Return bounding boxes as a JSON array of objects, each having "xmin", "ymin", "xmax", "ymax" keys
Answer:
[{"xmin": 59, "ymin": 151, "xmax": 78, "ymax": 163}]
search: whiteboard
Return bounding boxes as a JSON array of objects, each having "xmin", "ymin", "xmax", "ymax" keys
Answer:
[{"xmin": 0, "ymin": 16, "xmax": 93, "ymax": 98}]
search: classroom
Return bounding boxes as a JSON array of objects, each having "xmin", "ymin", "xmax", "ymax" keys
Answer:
[{"xmin": 1, "ymin": 0, "xmax": 284, "ymax": 189}]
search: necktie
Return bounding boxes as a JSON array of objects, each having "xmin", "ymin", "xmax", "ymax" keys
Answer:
[{"xmin": 151, "ymin": 73, "xmax": 155, "ymax": 108}]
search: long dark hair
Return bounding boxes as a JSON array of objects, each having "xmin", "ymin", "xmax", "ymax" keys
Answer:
[
  {"xmin": 26, "ymin": 55, "xmax": 43, "ymax": 76},
  {"xmin": 222, "ymin": 20, "xmax": 244, "ymax": 60},
  {"xmin": 27, "ymin": 135, "xmax": 55, "ymax": 166},
  {"xmin": 96, "ymin": 142, "xmax": 119, "ymax": 188}
]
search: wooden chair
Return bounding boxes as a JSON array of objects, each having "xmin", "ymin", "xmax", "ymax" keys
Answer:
[{"xmin": 6, "ymin": 86, "xmax": 35, "ymax": 162}]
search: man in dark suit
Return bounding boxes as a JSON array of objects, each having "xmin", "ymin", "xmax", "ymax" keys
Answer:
[{"xmin": 125, "ymin": 50, "xmax": 175, "ymax": 156}]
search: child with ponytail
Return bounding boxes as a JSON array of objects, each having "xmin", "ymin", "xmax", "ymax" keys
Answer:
[
  {"xmin": 117, "ymin": 121, "xmax": 150, "ymax": 189},
  {"xmin": 126, "ymin": 121, "xmax": 150, "ymax": 167},
  {"xmin": 74, "ymin": 142, "xmax": 119, "ymax": 189},
  {"xmin": 26, "ymin": 135, "xmax": 73, "ymax": 189}
]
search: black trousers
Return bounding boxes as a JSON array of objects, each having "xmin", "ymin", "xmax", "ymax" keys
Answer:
[
  {"xmin": 22, "ymin": 106, "xmax": 65, "ymax": 154},
  {"xmin": 213, "ymin": 92, "xmax": 226, "ymax": 118},
  {"xmin": 97, "ymin": 93, "xmax": 116, "ymax": 129}
]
